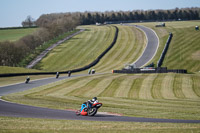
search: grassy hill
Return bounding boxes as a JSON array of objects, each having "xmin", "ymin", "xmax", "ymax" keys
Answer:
[
  {"xmin": 34, "ymin": 25, "xmax": 116, "ymax": 71},
  {"xmin": 0, "ymin": 28, "xmax": 37, "ymax": 42},
  {"xmin": 135, "ymin": 21, "xmax": 200, "ymax": 72},
  {"xmin": 34, "ymin": 25, "xmax": 146, "ymax": 72}
]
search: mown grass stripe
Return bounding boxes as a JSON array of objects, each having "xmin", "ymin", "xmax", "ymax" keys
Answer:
[
  {"xmin": 173, "ymin": 74, "xmax": 185, "ymax": 99},
  {"xmin": 29, "ymin": 76, "xmax": 91, "ymax": 96},
  {"xmin": 39, "ymin": 28, "xmax": 93, "ymax": 70},
  {"xmin": 139, "ymin": 74, "xmax": 158, "ymax": 99},
  {"xmin": 98, "ymin": 26, "xmax": 126, "ymax": 70},
  {"xmin": 102, "ymin": 27, "xmax": 131, "ymax": 71},
  {"xmin": 161, "ymin": 74, "xmax": 177, "ymax": 99},
  {"xmin": 167, "ymin": 38, "xmax": 200, "ymax": 69},
  {"xmin": 99, "ymin": 76, "xmax": 125, "ymax": 97},
  {"xmin": 151, "ymin": 74, "xmax": 165, "ymax": 99},
  {"xmin": 65, "ymin": 75, "xmax": 108, "ymax": 96},
  {"xmin": 128, "ymin": 77, "xmax": 144, "ymax": 99},
  {"xmin": 162, "ymin": 27, "xmax": 200, "ymax": 72},
  {"xmin": 49, "ymin": 77, "xmax": 93, "ymax": 97},
  {"xmin": 192, "ymin": 75, "xmax": 200, "ymax": 97},
  {"xmin": 125, "ymin": 27, "xmax": 146, "ymax": 63},
  {"xmin": 69, "ymin": 78, "xmax": 102, "ymax": 97},
  {"xmin": 182, "ymin": 75, "xmax": 199, "ymax": 99},
  {"xmin": 83, "ymin": 75, "xmax": 121, "ymax": 97},
  {"xmin": 96, "ymin": 26, "xmax": 126, "ymax": 71},
  {"xmin": 66, "ymin": 26, "xmax": 102, "ymax": 68},
  {"xmin": 114, "ymin": 77, "xmax": 133, "ymax": 98},
  {"xmin": 81, "ymin": 26, "xmax": 115, "ymax": 72}
]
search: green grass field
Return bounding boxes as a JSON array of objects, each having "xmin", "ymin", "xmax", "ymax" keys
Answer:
[
  {"xmin": 0, "ymin": 28, "xmax": 37, "ymax": 42},
  {"xmin": 0, "ymin": 116, "xmax": 199, "ymax": 133}
]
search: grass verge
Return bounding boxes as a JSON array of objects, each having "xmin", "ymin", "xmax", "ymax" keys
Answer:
[{"xmin": 0, "ymin": 116, "xmax": 200, "ymax": 133}]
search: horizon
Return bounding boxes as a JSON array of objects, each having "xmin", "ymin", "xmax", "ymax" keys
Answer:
[{"xmin": 1, "ymin": 0, "xmax": 200, "ymax": 27}]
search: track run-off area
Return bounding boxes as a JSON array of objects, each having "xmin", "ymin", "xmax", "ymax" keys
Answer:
[{"xmin": 0, "ymin": 23, "xmax": 200, "ymax": 123}]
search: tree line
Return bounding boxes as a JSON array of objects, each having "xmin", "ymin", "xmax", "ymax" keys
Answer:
[
  {"xmin": 0, "ymin": 7, "xmax": 199, "ymax": 67},
  {"xmin": 0, "ymin": 13, "xmax": 79, "ymax": 66},
  {"xmin": 80, "ymin": 7, "xmax": 200, "ymax": 25}
]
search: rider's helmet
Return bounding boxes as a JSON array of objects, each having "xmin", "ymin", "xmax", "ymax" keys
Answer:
[{"xmin": 92, "ymin": 97, "xmax": 97, "ymax": 102}]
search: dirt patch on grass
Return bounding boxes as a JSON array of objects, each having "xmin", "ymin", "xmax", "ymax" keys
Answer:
[{"xmin": 191, "ymin": 50, "xmax": 200, "ymax": 60}]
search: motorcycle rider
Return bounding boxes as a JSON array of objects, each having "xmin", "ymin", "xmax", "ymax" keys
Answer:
[
  {"xmin": 86, "ymin": 97, "xmax": 98, "ymax": 110},
  {"xmin": 25, "ymin": 76, "xmax": 30, "ymax": 84},
  {"xmin": 56, "ymin": 72, "xmax": 59, "ymax": 78}
]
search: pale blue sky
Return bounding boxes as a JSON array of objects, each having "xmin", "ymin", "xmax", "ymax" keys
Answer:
[{"xmin": 1, "ymin": 0, "xmax": 200, "ymax": 27}]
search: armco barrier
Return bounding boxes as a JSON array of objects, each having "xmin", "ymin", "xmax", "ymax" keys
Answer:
[
  {"xmin": 113, "ymin": 67, "xmax": 187, "ymax": 74},
  {"xmin": 0, "ymin": 26, "xmax": 118, "ymax": 77},
  {"xmin": 157, "ymin": 33, "xmax": 173, "ymax": 67}
]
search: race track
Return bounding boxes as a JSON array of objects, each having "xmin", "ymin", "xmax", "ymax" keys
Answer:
[
  {"xmin": 0, "ymin": 75, "xmax": 200, "ymax": 123},
  {"xmin": 0, "ymin": 25, "xmax": 199, "ymax": 123},
  {"xmin": 128, "ymin": 25, "xmax": 159, "ymax": 68}
]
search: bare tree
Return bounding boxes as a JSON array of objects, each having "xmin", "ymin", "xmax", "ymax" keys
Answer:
[{"xmin": 22, "ymin": 15, "xmax": 35, "ymax": 27}]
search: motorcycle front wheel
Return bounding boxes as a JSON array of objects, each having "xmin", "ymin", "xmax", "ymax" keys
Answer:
[
  {"xmin": 75, "ymin": 110, "xmax": 81, "ymax": 116},
  {"xmin": 88, "ymin": 108, "xmax": 97, "ymax": 116}
]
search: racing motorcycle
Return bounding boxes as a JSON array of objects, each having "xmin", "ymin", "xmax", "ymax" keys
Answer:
[
  {"xmin": 25, "ymin": 77, "xmax": 30, "ymax": 84},
  {"xmin": 76, "ymin": 102, "xmax": 102, "ymax": 116}
]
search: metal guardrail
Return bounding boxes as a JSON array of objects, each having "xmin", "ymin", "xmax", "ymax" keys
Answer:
[{"xmin": 157, "ymin": 32, "xmax": 173, "ymax": 67}]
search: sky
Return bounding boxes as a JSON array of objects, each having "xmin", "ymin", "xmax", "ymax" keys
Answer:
[{"xmin": 1, "ymin": 0, "xmax": 200, "ymax": 27}]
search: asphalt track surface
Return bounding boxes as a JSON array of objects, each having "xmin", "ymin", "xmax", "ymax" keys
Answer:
[
  {"xmin": 129, "ymin": 25, "xmax": 159, "ymax": 68},
  {"xmin": 0, "ymin": 26, "xmax": 200, "ymax": 123}
]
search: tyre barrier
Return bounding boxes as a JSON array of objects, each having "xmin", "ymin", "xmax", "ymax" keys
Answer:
[
  {"xmin": 113, "ymin": 67, "xmax": 187, "ymax": 74},
  {"xmin": 0, "ymin": 26, "xmax": 119, "ymax": 77},
  {"xmin": 157, "ymin": 32, "xmax": 173, "ymax": 67}
]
